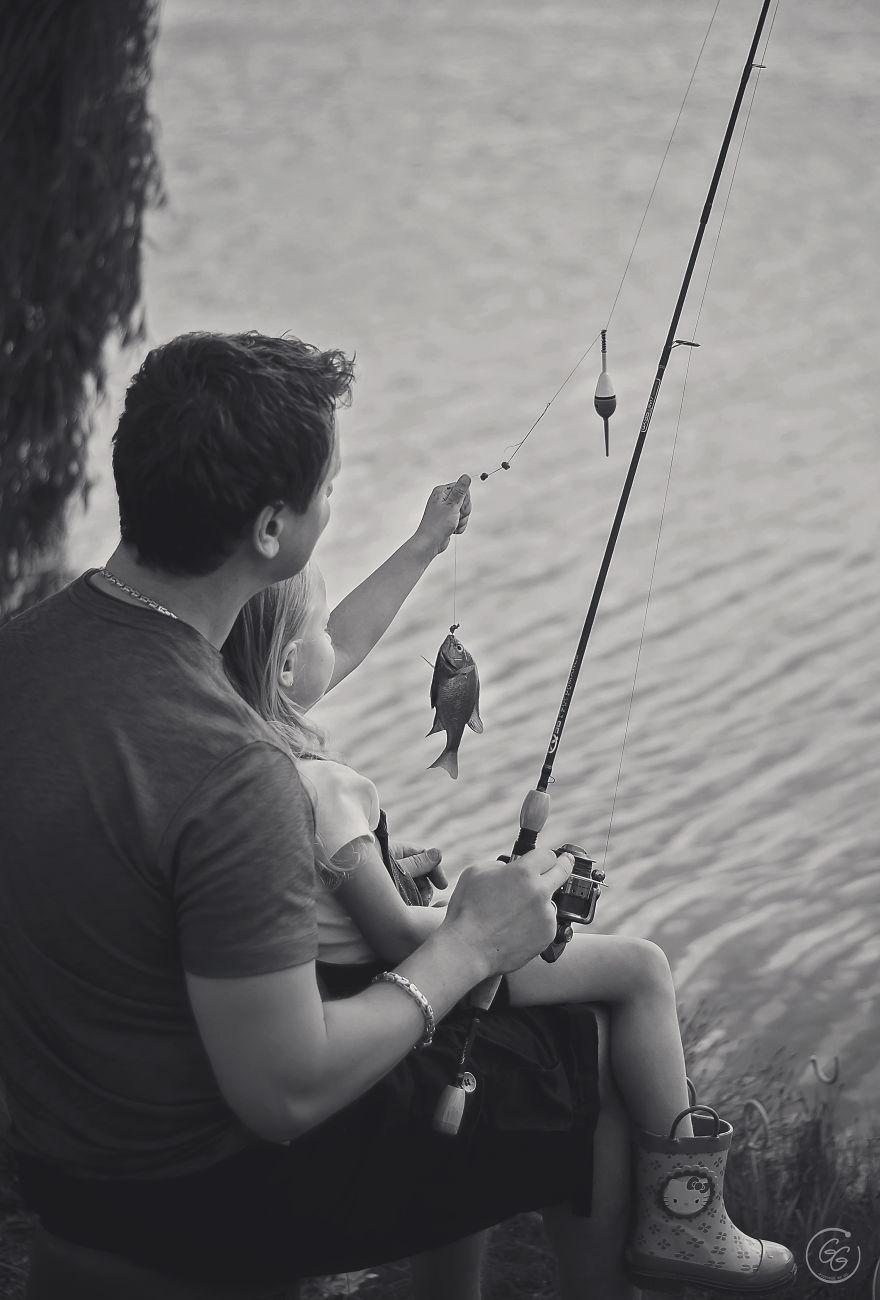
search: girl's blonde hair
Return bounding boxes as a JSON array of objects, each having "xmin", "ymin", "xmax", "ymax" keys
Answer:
[{"xmin": 222, "ymin": 562, "xmax": 328, "ymax": 761}]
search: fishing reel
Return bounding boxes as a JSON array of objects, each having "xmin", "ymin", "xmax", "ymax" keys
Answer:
[{"xmin": 542, "ymin": 843, "xmax": 605, "ymax": 962}]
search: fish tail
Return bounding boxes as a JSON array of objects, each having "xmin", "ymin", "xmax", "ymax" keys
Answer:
[{"xmin": 428, "ymin": 747, "xmax": 459, "ymax": 780}]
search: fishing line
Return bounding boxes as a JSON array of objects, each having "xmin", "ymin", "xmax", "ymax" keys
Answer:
[
  {"xmin": 479, "ymin": 0, "xmax": 723, "ymax": 480},
  {"xmin": 600, "ymin": 342, "xmax": 699, "ymax": 871},
  {"xmin": 459, "ymin": 1, "xmax": 726, "ymax": 653},
  {"xmin": 478, "ymin": 334, "xmax": 602, "ymax": 479},
  {"xmin": 604, "ymin": 0, "xmax": 723, "ymax": 334},
  {"xmin": 451, "ymin": 534, "xmax": 458, "ymax": 632},
  {"xmin": 437, "ymin": 2, "xmax": 773, "ymax": 738},
  {"xmin": 600, "ymin": 2, "xmax": 780, "ymax": 869}
]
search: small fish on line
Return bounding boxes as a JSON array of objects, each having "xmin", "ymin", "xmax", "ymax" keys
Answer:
[{"xmin": 427, "ymin": 630, "xmax": 483, "ymax": 780}]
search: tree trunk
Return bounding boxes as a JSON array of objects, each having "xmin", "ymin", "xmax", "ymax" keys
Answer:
[{"xmin": 0, "ymin": 0, "xmax": 163, "ymax": 621}]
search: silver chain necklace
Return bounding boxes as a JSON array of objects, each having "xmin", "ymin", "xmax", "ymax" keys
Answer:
[{"xmin": 97, "ymin": 567, "xmax": 179, "ymax": 620}]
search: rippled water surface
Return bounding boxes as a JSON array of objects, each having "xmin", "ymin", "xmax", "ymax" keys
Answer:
[{"xmin": 69, "ymin": 1, "xmax": 880, "ymax": 1118}]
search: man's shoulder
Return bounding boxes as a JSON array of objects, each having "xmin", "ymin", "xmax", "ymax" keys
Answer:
[
  {"xmin": 0, "ymin": 572, "xmax": 287, "ymax": 794},
  {"xmin": 0, "ymin": 576, "xmax": 77, "ymax": 637}
]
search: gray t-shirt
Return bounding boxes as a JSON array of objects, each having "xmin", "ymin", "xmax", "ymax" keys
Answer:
[{"xmin": 0, "ymin": 573, "xmax": 318, "ymax": 1178}]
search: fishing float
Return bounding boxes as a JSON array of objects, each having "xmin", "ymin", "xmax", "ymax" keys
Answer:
[{"xmin": 594, "ymin": 329, "xmax": 616, "ymax": 456}]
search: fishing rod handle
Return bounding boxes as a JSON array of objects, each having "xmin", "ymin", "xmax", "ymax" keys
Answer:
[
  {"xmin": 510, "ymin": 788, "xmax": 551, "ymax": 858},
  {"xmin": 469, "ymin": 787, "xmax": 552, "ymax": 1011}
]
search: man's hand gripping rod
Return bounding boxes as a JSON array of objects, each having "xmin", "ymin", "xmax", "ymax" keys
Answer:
[
  {"xmin": 470, "ymin": 789, "xmax": 606, "ymax": 1016},
  {"xmin": 432, "ymin": 788, "xmax": 603, "ymax": 1137}
]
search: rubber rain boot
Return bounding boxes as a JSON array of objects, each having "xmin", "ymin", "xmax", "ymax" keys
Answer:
[{"xmin": 625, "ymin": 1105, "xmax": 796, "ymax": 1293}]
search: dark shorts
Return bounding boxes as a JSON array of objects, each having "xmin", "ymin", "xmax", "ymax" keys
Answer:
[{"xmin": 16, "ymin": 994, "xmax": 599, "ymax": 1286}]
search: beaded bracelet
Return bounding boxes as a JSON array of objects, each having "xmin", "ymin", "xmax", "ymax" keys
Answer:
[{"xmin": 371, "ymin": 971, "xmax": 435, "ymax": 1051}]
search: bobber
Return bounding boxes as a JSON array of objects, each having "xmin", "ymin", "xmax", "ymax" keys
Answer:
[{"xmin": 594, "ymin": 328, "xmax": 616, "ymax": 456}]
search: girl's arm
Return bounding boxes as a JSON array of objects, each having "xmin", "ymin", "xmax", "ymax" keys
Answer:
[
  {"xmin": 332, "ymin": 834, "xmax": 446, "ymax": 963},
  {"xmin": 327, "ymin": 476, "xmax": 470, "ymax": 690}
]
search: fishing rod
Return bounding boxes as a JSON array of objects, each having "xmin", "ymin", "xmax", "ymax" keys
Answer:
[
  {"xmin": 434, "ymin": 2, "xmax": 774, "ymax": 1133},
  {"xmin": 505, "ymin": 0, "xmax": 773, "ymax": 926}
]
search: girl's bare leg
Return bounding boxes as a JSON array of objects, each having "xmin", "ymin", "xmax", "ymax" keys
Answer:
[
  {"xmin": 541, "ymin": 1007, "xmax": 640, "ymax": 1300},
  {"xmin": 409, "ymin": 1230, "xmax": 487, "ymax": 1300},
  {"xmin": 506, "ymin": 932, "xmax": 693, "ymax": 1136}
]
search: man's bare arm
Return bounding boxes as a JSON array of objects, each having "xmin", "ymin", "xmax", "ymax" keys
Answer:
[{"xmin": 186, "ymin": 846, "xmax": 571, "ymax": 1143}]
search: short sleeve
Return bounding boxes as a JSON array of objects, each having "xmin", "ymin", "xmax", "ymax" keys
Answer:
[
  {"xmin": 296, "ymin": 759, "xmax": 380, "ymax": 861},
  {"xmin": 165, "ymin": 742, "xmax": 319, "ymax": 977}
]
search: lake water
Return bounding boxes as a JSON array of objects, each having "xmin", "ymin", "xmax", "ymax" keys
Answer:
[{"xmin": 68, "ymin": 1, "xmax": 879, "ymax": 1122}]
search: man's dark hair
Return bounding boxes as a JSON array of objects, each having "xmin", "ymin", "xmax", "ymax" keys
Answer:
[{"xmin": 112, "ymin": 331, "xmax": 355, "ymax": 575}]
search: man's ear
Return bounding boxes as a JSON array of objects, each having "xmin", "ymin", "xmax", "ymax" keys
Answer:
[
  {"xmin": 279, "ymin": 640, "xmax": 299, "ymax": 688},
  {"xmin": 254, "ymin": 503, "xmax": 285, "ymax": 559}
]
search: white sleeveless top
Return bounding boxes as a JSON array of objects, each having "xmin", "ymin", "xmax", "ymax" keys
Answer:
[{"xmin": 296, "ymin": 756, "xmax": 381, "ymax": 965}]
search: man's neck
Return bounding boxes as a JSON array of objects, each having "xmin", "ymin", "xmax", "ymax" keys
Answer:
[{"xmin": 96, "ymin": 545, "xmax": 253, "ymax": 649}]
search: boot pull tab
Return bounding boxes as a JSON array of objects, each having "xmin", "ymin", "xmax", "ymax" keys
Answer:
[{"xmin": 669, "ymin": 1104, "xmax": 721, "ymax": 1140}]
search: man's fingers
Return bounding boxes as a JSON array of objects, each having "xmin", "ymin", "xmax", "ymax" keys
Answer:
[
  {"xmin": 521, "ymin": 847, "xmax": 573, "ymax": 896},
  {"xmin": 390, "ymin": 840, "xmax": 429, "ymax": 861},
  {"xmin": 518, "ymin": 846, "xmax": 573, "ymax": 876},
  {"xmin": 545, "ymin": 851, "xmax": 575, "ymax": 894},
  {"xmin": 493, "ymin": 846, "xmax": 572, "ymax": 901},
  {"xmin": 428, "ymin": 862, "xmax": 449, "ymax": 889},
  {"xmin": 396, "ymin": 846, "xmax": 443, "ymax": 880}
]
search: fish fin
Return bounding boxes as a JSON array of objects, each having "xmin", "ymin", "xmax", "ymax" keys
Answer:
[
  {"xmin": 468, "ymin": 671, "xmax": 483, "ymax": 733},
  {"xmin": 467, "ymin": 705, "xmax": 483, "ymax": 735},
  {"xmin": 428, "ymin": 747, "xmax": 458, "ymax": 780},
  {"xmin": 425, "ymin": 712, "xmax": 444, "ymax": 737}
]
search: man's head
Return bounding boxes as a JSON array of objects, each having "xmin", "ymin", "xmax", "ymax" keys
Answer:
[{"xmin": 111, "ymin": 331, "xmax": 354, "ymax": 577}]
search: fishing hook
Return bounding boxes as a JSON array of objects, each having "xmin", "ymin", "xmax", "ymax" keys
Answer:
[{"xmin": 809, "ymin": 1054, "xmax": 840, "ymax": 1086}]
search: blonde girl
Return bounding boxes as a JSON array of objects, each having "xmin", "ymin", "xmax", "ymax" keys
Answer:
[{"xmin": 224, "ymin": 562, "xmax": 447, "ymax": 987}]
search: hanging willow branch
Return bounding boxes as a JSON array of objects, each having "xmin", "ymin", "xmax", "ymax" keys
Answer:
[{"xmin": 0, "ymin": 0, "xmax": 164, "ymax": 618}]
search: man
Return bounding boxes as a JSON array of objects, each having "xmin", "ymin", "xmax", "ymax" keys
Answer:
[{"xmin": 0, "ymin": 331, "xmax": 635, "ymax": 1297}]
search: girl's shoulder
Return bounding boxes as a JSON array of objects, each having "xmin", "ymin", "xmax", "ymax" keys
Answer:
[
  {"xmin": 295, "ymin": 756, "xmax": 380, "ymax": 838},
  {"xmin": 296, "ymin": 757, "xmax": 381, "ymax": 860}
]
